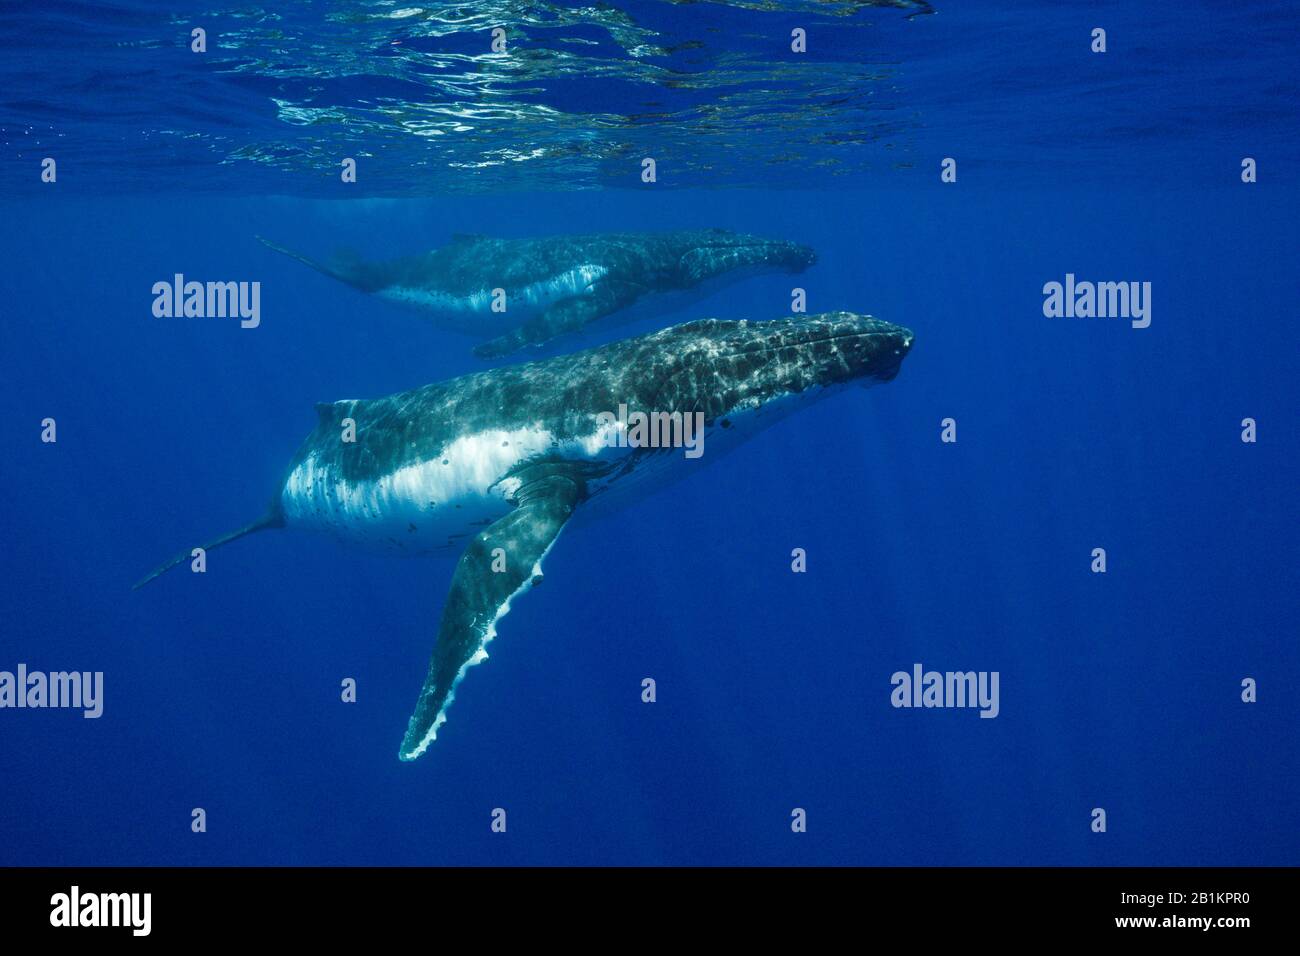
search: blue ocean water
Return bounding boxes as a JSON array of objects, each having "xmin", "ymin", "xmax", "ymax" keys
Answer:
[{"xmin": 1, "ymin": 2, "xmax": 1297, "ymax": 866}]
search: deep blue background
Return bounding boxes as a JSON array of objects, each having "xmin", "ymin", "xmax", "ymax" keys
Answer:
[
  {"xmin": 2, "ymin": 186, "xmax": 1296, "ymax": 865},
  {"xmin": 1, "ymin": 0, "xmax": 1298, "ymax": 866}
]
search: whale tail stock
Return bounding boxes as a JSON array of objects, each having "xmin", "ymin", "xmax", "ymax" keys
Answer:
[
  {"xmin": 132, "ymin": 506, "xmax": 284, "ymax": 591},
  {"xmin": 255, "ymin": 236, "xmax": 374, "ymax": 290}
]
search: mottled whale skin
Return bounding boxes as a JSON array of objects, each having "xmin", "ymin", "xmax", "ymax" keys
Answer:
[
  {"xmin": 136, "ymin": 311, "xmax": 913, "ymax": 761},
  {"xmin": 257, "ymin": 229, "xmax": 816, "ymax": 358}
]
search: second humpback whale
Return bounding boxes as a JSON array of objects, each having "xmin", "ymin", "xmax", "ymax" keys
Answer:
[
  {"xmin": 257, "ymin": 229, "xmax": 816, "ymax": 358},
  {"xmin": 135, "ymin": 311, "xmax": 913, "ymax": 760}
]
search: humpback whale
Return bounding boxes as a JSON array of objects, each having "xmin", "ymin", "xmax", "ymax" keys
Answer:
[
  {"xmin": 135, "ymin": 311, "xmax": 913, "ymax": 760},
  {"xmin": 257, "ymin": 229, "xmax": 816, "ymax": 358}
]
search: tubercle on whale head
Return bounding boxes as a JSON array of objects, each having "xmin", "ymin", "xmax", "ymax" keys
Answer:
[
  {"xmin": 735, "ymin": 235, "xmax": 816, "ymax": 274},
  {"xmin": 652, "ymin": 312, "xmax": 914, "ymax": 419},
  {"xmin": 676, "ymin": 230, "xmax": 817, "ymax": 281},
  {"xmin": 774, "ymin": 239, "xmax": 817, "ymax": 274}
]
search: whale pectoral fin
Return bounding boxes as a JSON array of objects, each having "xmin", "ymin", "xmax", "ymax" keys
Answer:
[
  {"xmin": 473, "ymin": 279, "xmax": 642, "ymax": 359},
  {"xmin": 398, "ymin": 465, "xmax": 586, "ymax": 761},
  {"xmin": 471, "ymin": 301, "xmax": 596, "ymax": 359}
]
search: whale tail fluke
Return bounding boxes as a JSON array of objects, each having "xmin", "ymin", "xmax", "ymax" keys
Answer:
[
  {"xmin": 132, "ymin": 507, "xmax": 284, "ymax": 591},
  {"xmin": 256, "ymin": 236, "xmax": 377, "ymax": 291}
]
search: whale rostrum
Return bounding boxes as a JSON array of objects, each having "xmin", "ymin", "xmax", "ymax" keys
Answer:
[
  {"xmin": 135, "ymin": 311, "xmax": 914, "ymax": 760},
  {"xmin": 257, "ymin": 228, "xmax": 816, "ymax": 358}
]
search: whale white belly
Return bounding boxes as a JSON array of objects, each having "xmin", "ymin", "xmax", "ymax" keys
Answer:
[
  {"xmin": 279, "ymin": 423, "xmax": 611, "ymax": 554},
  {"xmin": 280, "ymin": 455, "xmax": 507, "ymax": 554},
  {"xmin": 277, "ymin": 399, "xmax": 785, "ymax": 553},
  {"xmin": 378, "ymin": 264, "xmax": 608, "ymax": 334}
]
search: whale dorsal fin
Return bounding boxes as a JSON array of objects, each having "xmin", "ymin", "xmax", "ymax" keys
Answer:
[
  {"xmin": 398, "ymin": 462, "xmax": 586, "ymax": 760},
  {"xmin": 314, "ymin": 401, "xmax": 353, "ymax": 424}
]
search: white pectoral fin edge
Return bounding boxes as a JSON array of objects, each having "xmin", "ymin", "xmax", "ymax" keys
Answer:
[{"xmin": 398, "ymin": 466, "xmax": 583, "ymax": 761}]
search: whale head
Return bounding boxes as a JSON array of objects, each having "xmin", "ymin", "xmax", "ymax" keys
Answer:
[
  {"xmin": 647, "ymin": 311, "xmax": 914, "ymax": 424},
  {"xmin": 675, "ymin": 229, "xmax": 817, "ymax": 285}
]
